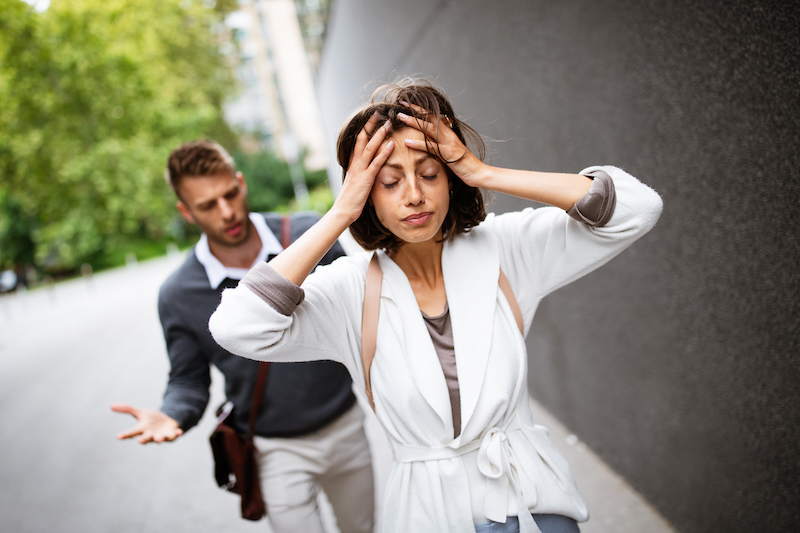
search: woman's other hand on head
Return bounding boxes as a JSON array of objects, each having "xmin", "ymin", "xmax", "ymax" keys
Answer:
[
  {"xmin": 333, "ymin": 112, "xmax": 395, "ymax": 224},
  {"xmin": 397, "ymin": 102, "xmax": 486, "ymax": 188}
]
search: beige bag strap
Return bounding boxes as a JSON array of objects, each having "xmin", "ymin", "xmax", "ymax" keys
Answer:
[
  {"xmin": 359, "ymin": 255, "xmax": 523, "ymax": 412},
  {"xmin": 361, "ymin": 253, "xmax": 382, "ymax": 410},
  {"xmin": 498, "ymin": 268, "xmax": 524, "ymax": 336}
]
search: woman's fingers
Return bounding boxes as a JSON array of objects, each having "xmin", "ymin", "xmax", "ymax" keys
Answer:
[
  {"xmin": 402, "ymin": 138, "xmax": 432, "ymax": 152},
  {"xmin": 364, "ymin": 120, "xmax": 392, "ymax": 155},
  {"xmin": 397, "ymin": 111, "xmax": 468, "ymax": 164},
  {"xmin": 397, "ymin": 111, "xmax": 437, "ymax": 137},
  {"xmin": 399, "ymin": 100, "xmax": 453, "ymax": 131},
  {"xmin": 369, "ymin": 139, "xmax": 394, "ymax": 171},
  {"xmin": 353, "ymin": 111, "xmax": 381, "ymax": 156},
  {"xmin": 402, "ymin": 136, "xmax": 468, "ymax": 164},
  {"xmin": 396, "ymin": 111, "xmax": 454, "ymax": 148},
  {"xmin": 337, "ymin": 120, "xmax": 395, "ymax": 221},
  {"xmin": 352, "ymin": 120, "xmax": 392, "ymax": 174},
  {"xmin": 347, "ymin": 132, "xmax": 393, "ymax": 189},
  {"xmin": 399, "ymin": 100, "xmax": 428, "ymax": 116}
]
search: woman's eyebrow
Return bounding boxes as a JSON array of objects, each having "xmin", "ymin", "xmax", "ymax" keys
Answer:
[
  {"xmin": 381, "ymin": 154, "xmax": 434, "ymax": 171},
  {"xmin": 414, "ymin": 154, "xmax": 434, "ymax": 167}
]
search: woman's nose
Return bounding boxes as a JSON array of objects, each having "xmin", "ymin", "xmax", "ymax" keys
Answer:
[{"xmin": 405, "ymin": 177, "xmax": 423, "ymax": 205}]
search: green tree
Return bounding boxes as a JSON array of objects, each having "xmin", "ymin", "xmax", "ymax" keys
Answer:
[
  {"xmin": 234, "ymin": 150, "xmax": 331, "ymax": 214},
  {"xmin": 0, "ymin": 0, "xmax": 238, "ymax": 272}
]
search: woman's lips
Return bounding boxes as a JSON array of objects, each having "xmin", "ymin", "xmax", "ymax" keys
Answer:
[{"xmin": 403, "ymin": 212, "xmax": 432, "ymax": 225}]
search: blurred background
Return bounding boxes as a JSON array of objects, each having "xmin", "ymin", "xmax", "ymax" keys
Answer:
[
  {"xmin": 0, "ymin": 0, "xmax": 334, "ymax": 286},
  {"xmin": 1, "ymin": 1, "xmax": 798, "ymax": 532}
]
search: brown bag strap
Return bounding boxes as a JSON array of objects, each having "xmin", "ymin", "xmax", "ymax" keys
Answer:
[
  {"xmin": 281, "ymin": 214, "xmax": 292, "ymax": 252},
  {"xmin": 359, "ymin": 254, "xmax": 524, "ymax": 412},
  {"xmin": 246, "ymin": 215, "xmax": 292, "ymax": 437},
  {"xmin": 246, "ymin": 363, "xmax": 270, "ymax": 440},
  {"xmin": 361, "ymin": 253, "xmax": 382, "ymax": 411}
]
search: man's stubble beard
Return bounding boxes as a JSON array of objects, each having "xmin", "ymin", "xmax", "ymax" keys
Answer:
[{"xmin": 209, "ymin": 217, "xmax": 251, "ymax": 249}]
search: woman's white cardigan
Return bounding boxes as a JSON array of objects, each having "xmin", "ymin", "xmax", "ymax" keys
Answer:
[{"xmin": 210, "ymin": 165, "xmax": 663, "ymax": 533}]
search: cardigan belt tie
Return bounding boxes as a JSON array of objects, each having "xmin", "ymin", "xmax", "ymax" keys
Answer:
[{"xmin": 392, "ymin": 419, "xmax": 543, "ymax": 533}]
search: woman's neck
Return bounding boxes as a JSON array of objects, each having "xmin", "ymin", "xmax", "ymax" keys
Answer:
[
  {"xmin": 389, "ymin": 235, "xmax": 448, "ymax": 316},
  {"xmin": 390, "ymin": 236, "xmax": 443, "ymax": 281}
]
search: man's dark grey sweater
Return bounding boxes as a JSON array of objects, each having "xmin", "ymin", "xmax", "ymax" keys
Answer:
[{"xmin": 158, "ymin": 212, "xmax": 355, "ymax": 437}]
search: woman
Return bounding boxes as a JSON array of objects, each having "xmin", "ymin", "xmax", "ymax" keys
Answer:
[{"xmin": 210, "ymin": 79, "xmax": 663, "ymax": 533}]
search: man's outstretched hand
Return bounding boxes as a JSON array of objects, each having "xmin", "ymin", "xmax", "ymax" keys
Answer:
[{"xmin": 111, "ymin": 403, "xmax": 183, "ymax": 444}]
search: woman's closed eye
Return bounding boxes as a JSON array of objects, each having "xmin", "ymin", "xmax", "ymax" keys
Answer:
[{"xmin": 383, "ymin": 173, "xmax": 437, "ymax": 188}]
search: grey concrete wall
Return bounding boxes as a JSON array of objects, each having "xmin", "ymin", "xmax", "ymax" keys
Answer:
[{"xmin": 316, "ymin": 1, "xmax": 800, "ymax": 532}]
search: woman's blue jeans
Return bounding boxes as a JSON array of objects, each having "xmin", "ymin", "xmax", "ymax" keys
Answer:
[{"xmin": 474, "ymin": 514, "xmax": 580, "ymax": 533}]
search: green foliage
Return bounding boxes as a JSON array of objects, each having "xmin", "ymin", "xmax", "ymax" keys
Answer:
[
  {"xmin": 0, "ymin": 188, "xmax": 36, "ymax": 270},
  {"xmin": 287, "ymin": 184, "xmax": 335, "ymax": 215},
  {"xmin": 0, "ymin": 0, "xmax": 238, "ymax": 273},
  {"xmin": 235, "ymin": 150, "xmax": 331, "ymax": 213}
]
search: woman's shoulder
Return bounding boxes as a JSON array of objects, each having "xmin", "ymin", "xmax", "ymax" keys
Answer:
[{"xmin": 307, "ymin": 249, "xmax": 374, "ymax": 288}]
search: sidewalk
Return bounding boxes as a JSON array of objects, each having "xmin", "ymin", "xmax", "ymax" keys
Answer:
[{"xmin": 526, "ymin": 400, "xmax": 677, "ymax": 533}]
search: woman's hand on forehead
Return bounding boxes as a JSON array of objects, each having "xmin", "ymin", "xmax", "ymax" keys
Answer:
[
  {"xmin": 396, "ymin": 101, "xmax": 485, "ymax": 188},
  {"xmin": 335, "ymin": 112, "xmax": 396, "ymax": 224}
]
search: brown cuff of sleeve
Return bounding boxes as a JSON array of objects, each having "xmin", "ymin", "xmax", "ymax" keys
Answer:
[
  {"xmin": 241, "ymin": 263, "xmax": 305, "ymax": 316},
  {"xmin": 567, "ymin": 169, "xmax": 617, "ymax": 227}
]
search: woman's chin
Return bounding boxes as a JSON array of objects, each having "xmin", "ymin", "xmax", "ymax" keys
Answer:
[{"xmin": 392, "ymin": 229, "xmax": 442, "ymax": 248}]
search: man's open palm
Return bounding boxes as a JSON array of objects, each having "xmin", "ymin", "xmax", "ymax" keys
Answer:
[{"xmin": 111, "ymin": 403, "xmax": 183, "ymax": 444}]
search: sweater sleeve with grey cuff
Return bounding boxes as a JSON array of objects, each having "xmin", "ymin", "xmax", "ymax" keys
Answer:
[
  {"xmin": 567, "ymin": 169, "xmax": 616, "ymax": 227},
  {"xmin": 242, "ymin": 264, "xmax": 305, "ymax": 315},
  {"xmin": 241, "ymin": 172, "xmax": 617, "ymax": 316}
]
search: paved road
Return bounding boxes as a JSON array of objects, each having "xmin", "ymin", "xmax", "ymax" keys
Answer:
[
  {"xmin": 0, "ymin": 253, "xmax": 392, "ymax": 533},
  {"xmin": 0, "ymin": 253, "xmax": 675, "ymax": 533}
]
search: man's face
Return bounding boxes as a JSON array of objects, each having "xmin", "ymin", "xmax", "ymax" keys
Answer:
[{"xmin": 176, "ymin": 171, "xmax": 251, "ymax": 248}]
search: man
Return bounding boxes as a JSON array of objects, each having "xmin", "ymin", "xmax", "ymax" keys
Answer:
[{"xmin": 112, "ymin": 140, "xmax": 374, "ymax": 533}]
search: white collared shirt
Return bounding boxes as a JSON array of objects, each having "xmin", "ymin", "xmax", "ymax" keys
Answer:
[{"xmin": 195, "ymin": 213, "xmax": 283, "ymax": 289}]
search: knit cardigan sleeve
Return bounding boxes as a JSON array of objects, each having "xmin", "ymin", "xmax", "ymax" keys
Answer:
[
  {"xmin": 491, "ymin": 165, "xmax": 663, "ymax": 327},
  {"xmin": 209, "ymin": 253, "xmax": 368, "ymax": 372}
]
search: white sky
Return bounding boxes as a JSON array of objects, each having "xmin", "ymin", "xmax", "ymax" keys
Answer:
[{"xmin": 22, "ymin": 0, "xmax": 51, "ymax": 12}]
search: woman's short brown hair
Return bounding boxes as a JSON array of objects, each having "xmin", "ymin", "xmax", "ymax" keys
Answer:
[{"xmin": 337, "ymin": 78, "xmax": 486, "ymax": 252}]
